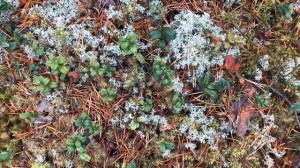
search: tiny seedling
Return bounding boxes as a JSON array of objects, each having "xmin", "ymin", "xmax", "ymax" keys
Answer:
[
  {"xmin": 46, "ymin": 55, "xmax": 70, "ymax": 76},
  {"xmin": 119, "ymin": 33, "xmax": 145, "ymax": 63},
  {"xmin": 197, "ymin": 74, "xmax": 229, "ymax": 100},
  {"xmin": 33, "ymin": 76, "xmax": 57, "ymax": 94},
  {"xmin": 153, "ymin": 59, "xmax": 174, "ymax": 86},
  {"xmin": 75, "ymin": 112, "xmax": 102, "ymax": 136},
  {"xmin": 171, "ymin": 95, "xmax": 184, "ymax": 114},
  {"xmin": 255, "ymin": 93, "xmax": 272, "ymax": 108},
  {"xmin": 29, "ymin": 64, "xmax": 41, "ymax": 76},
  {"xmin": 89, "ymin": 59, "xmax": 116, "ymax": 77},
  {"xmin": 150, "ymin": 27, "xmax": 176, "ymax": 48},
  {"xmin": 31, "ymin": 40, "xmax": 45, "ymax": 57},
  {"xmin": 278, "ymin": 3, "xmax": 294, "ymax": 19},
  {"xmin": 100, "ymin": 88, "xmax": 117, "ymax": 104},
  {"xmin": 141, "ymin": 98, "xmax": 153, "ymax": 113},
  {"xmin": 66, "ymin": 134, "xmax": 91, "ymax": 162},
  {"xmin": 159, "ymin": 140, "xmax": 175, "ymax": 154},
  {"xmin": 90, "ymin": 59, "xmax": 103, "ymax": 77},
  {"xmin": 129, "ymin": 116, "xmax": 146, "ymax": 130}
]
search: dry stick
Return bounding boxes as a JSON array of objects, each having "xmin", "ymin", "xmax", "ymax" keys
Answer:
[{"xmin": 243, "ymin": 78, "xmax": 300, "ymax": 128}]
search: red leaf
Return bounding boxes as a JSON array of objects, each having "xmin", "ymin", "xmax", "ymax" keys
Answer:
[
  {"xmin": 224, "ymin": 55, "xmax": 235, "ymax": 70},
  {"xmin": 233, "ymin": 63, "xmax": 240, "ymax": 73},
  {"xmin": 68, "ymin": 71, "xmax": 79, "ymax": 80}
]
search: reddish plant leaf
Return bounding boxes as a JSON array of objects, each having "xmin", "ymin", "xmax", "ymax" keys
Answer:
[
  {"xmin": 68, "ymin": 71, "xmax": 79, "ymax": 80},
  {"xmin": 224, "ymin": 55, "xmax": 235, "ymax": 70},
  {"xmin": 233, "ymin": 63, "xmax": 240, "ymax": 73}
]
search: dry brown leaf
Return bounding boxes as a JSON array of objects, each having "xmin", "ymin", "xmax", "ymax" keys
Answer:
[{"xmin": 228, "ymin": 84, "xmax": 259, "ymax": 136}]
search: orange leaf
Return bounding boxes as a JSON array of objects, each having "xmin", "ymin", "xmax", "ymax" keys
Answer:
[
  {"xmin": 224, "ymin": 55, "xmax": 235, "ymax": 70},
  {"xmin": 68, "ymin": 71, "xmax": 79, "ymax": 80}
]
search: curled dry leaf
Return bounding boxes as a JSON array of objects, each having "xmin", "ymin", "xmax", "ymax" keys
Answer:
[{"xmin": 228, "ymin": 84, "xmax": 259, "ymax": 136}]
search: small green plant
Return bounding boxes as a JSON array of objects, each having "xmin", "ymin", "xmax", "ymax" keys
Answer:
[
  {"xmin": 123, "ymin": 68, "xmax": 145, "ymax": 88},
  {"xmin": 75, "ymin": 112, "xmax": 102, "ymax": 136},
  {"xmin": 197, "ymin": 74, "xmax": 229, "ymax": 100},
  {"xmin": 0, "ymin": 147, "xmax": 13, "ymax": 167},
  {"xmin": 150, "ymin": 27, "xmax": 176, "ymax": 48},
  {"xmin": 255, "ymin": 93, "xmax": 272, "ymax": 108},
  {"xmin": 171, "ymin": 95, "xmax": 184, "ymax": 114},
  {"xmin": 278, "ymin": 3, "xmax": 294, "ymax": 19},
  {"xmin": 159, "ymin": 140, "xmax": 175, "ymax": 154},
  {"xmin": 90, "ymin": 59, "xmax": 103, "ymax": 77},
  {"xmin": 46, "ymin": 55, "xmax": 70, "ymax": 76},
  {"xmin": 66, "ymin": 134, "xmax": 91, "ymax": 162},
  {"xmin": 101, "ymin": 64, "xmax": 116, "ymax": 78},
  {"xmin": 0, "ymin": 29, "xmax": 26, "ymax": 51},
  {"xmin": 19, "ymin": 112, "xmax": 36, "ymax": 123},
  {"xmin": 89, "ymin": 59, "xmax": 116, "ymax": 77},
  {"xmin": 31, "ymin": 40, "xmax": 45, "ymax": 57},
  {"xmin": 119, "ymin": 33, "xmax": 145, "ymax": 63},
  {"xmin": 129, "ymin": 116, "xmax": 146, "ymax": 130},
  {"xmin": 141, "ymin": 98, "xmax": 153, "ymax": 113},
  {"xmin": 29, "ymin": 64, "xmax": 41, "ymax": 76},
  {"xmin": 100, "ymin": 88, "xmax": 117, "ymax": 104},
  {"xmin": 153, "ymin": 59, "xmax": 174, "ymax": 86},
  {"xmin": 33, "ymin": 76, "xmax": 57, "ymax": 94}
]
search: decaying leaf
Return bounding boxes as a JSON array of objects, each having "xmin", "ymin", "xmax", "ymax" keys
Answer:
[
  {"xmin": 36, "ymin": 100, "xmax": 50, "ymax": 113},
  {"xmin": 228, "ymin": 84, "xmax": 259, "ymax": 136}
]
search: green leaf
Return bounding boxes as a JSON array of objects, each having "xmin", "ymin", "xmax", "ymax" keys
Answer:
[
  {"xmin": 35, "ymin": 47, "xmax": 44, "ymax": 56},
  {"xmin": 66, "ymin": 139, "xmax": 75, "ymax": 146},
  {"xmin": 8, "ymin": 41, "xmax": 17, "ymax": 51},
  {"xmin": 58, "ymin": 55, "xmax": 67, "ymax": 64},
  {"xmin": 285, "ymin": 11, "xmax": 292, "ymax": 19},
  {"xmin": 129, "ymin": 45, "xmax": 138, "ymax": 54},
  {"xmin": 0, "ymin": 151, "xmax": 11, "ymax": 161},
  {"xmin": 158, "ymin": 40, "xmax": 166, "ymax": 48},
  {"xmin": 129, "ymin": 120, "xmax": 139, "ymax": 130},
  {"xmin": 79, "ymin": 153, "xmax": 91, "ymax": 162},
  {"xmin": 291, "ymin": 103, "xmax": 300, "ymax": 114},
  {"xmin": 159, "ymin": 143, "xmax": 166, "ymax": 153},
  {"xmin": 59, "ymin": 66, "xmax": 69, "ymax": 74},
  {"xmin": 287, "ymin": 3, "xmax": 294, "ymax": 11},
  {"xmin": 0, "ymin": 33, "xmax": 7, "ymax": 45},
  {"xmin": 49, "ymin": 81, "xmax": 57, "ymax": 89},
  {"xmin": 120, "ymin": 42, "xmax": 129, "ymax": 49},
  {"xmin": 163, "ymin": 27, "xmax": 176, "ymax": 39},
  {"xmin": 150, "ymin": 29, "xmax": 162, "ymax": 39},
  {"xmin": 204, "ymin": 88, "xmax": 218, "ymax": 99},
  {"xmin": 165, "ymin": 141, "xmax": 175, "ymax": 150},
  {"xmin": 126, "ymin": 162, "xmax": 137, "ymax": 168},
  {"xmin": 134, "ymin": 53, "xmax": 145, "ymax": 64}
]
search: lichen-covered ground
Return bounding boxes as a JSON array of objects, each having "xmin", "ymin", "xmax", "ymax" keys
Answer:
[{"xmin": 1, "ymin": 0, "xmax": 300, "ymax": 167}]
